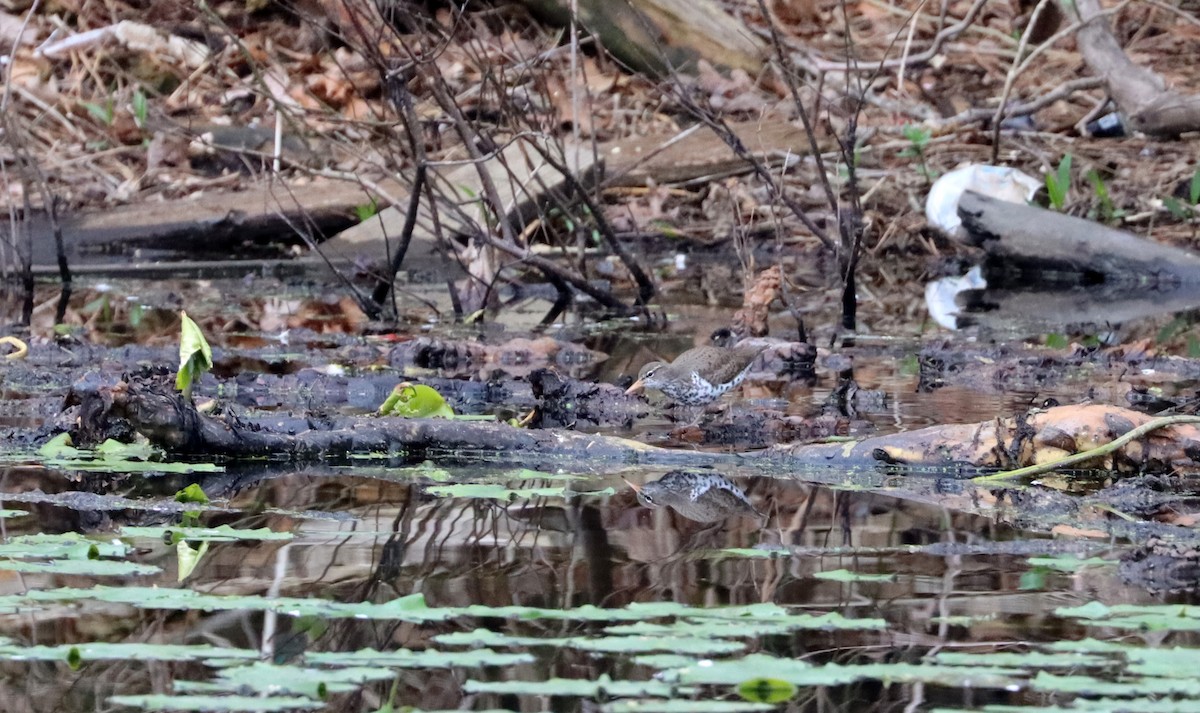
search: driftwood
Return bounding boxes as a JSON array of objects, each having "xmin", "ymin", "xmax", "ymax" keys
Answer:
[{"xmin": 1062, "ymin": 0, "xmax": 1200, "ymax": 137}]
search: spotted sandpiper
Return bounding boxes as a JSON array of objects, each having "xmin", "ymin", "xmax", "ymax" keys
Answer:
[
  {"xmin": 625, "ymin": 470, "xmax": 763, "ymax": 522},
  {"xmin": 625, "ymin": 343, "xmax": 765, "ymax": 406}
]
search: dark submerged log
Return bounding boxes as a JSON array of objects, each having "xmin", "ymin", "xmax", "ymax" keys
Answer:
[
  {"xmin": 68, "ymin": 372, "xmax": 1200, "ymax": 478},
  {"xmin": 77, "ymin": 370, "xmax": 717, "ymax": 466}
]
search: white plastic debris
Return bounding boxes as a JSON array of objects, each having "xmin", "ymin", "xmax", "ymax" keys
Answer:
[
  {"xmin": 925, "ymin": 164, "xmax": 1041, "ymax": 237},
  {"xmin": 925, "ymin": 265, "xmax": 986, "ymax": 330},
  {"xmin": 36, "ymin": 21, "xmax": 209, "ymax": 68}
]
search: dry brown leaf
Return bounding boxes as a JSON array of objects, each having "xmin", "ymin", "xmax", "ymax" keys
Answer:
[
  {"xmin": 0, "ymin": 10, "xmax": 37, "ymax": 47},
  {"xmin": 1051, "ymin": 524, "xmax": 1110, "ymax": 539},
  {"xmin": 767, "ymin": 0, "xmax": 821, "ymax": 30},
  {"xmin": 732, "ymin": 265, "xmax": 783, "ymax": 337}
]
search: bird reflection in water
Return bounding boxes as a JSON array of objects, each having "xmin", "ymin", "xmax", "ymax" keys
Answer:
[{"xmin": 625, "ymin": 470, "xmax": 763, "ymax": 523}]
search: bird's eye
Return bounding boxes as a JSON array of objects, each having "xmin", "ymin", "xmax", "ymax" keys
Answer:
[{"xmin": 637, "ymin": 492, "xmax": 656, "ymax": 507}]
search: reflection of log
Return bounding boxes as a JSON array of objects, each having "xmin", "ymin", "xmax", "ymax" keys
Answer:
[
  {"xmin": 75, "ymin": 372, "xmax": 1200, "ymax": 476},
  {"xmin": 25, "ymin": 178, "xmax": 376, "ymax": 267},
  {"xmin": 956, "ymin": 282, "xmax": 1200, "ymax": 333},
  {"xmin": 28, "ymin": 122, "xmax": 818, "ymax": 276},
  {"xmin": 957, "ymin": 191, "xmax": 1200, "ymax": 284}
]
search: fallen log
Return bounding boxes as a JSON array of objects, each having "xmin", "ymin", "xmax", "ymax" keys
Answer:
[
  {"xmin": 69, "ymin": 372, "xmax": 1200, "ymax": 477},
  {"xmin": 958, "ymin": 190, "xmax": 1200, "ymax": 284},
  {"xmin": 516, "ymin": 0, "xmax": 765, "ymax": 76},
  {"xmin": 953, "ymin": 190, "xmax": 1200, "ymax": 330}
]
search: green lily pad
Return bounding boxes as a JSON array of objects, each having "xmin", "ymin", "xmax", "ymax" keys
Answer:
[
  {"xmin": 0, "ymin": 559, "xmax": 159, "ymax": 576},
  {"xmin": 607, "ymin": 701, "xmax": 774, "ymax": 712},
  {"xmin": 463, "ymin": 674, "xmax": 672, "ymax": 697},
  {"xmin": 109, "ymin": 694, "xmax": 322, "ymax": 712},
  {"xmin": 736, "ymin": 677, "xmax": 797, "ymax": 704},
  {"xmin": 306, "ymin": 648, "xmax": 533, "ymax": 668},
  {"xmin": 120, "ymin": 526, "xmax": 293, "ymax": 542},
  {"xmin": 812, "ymin": 569, "xmax": 897, "ymax": 583}
]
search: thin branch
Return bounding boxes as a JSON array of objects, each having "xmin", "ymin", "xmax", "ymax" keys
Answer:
[
  {"xmin": 806, "ymin": 0, "xmax": 989, "ymax": 73},
  {"xmin": 932, "ymin": 76, "xmax": 1104, "ymax": 129},
  {"xmin": 756, "ymin": 0, "xmax": 839, "ymax": 233},
  {"xmin": 991, "ymin": 0, "xmax": 1056, "ymax": 162},
  {"xmin": 370, "ymin": 163, "xmax": 426, "ymax": 310}
]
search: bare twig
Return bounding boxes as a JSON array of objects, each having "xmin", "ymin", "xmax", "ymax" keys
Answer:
[
  {"xmin": 370, "ymin": 164, "xmax": 426, "ymax": 310},
  {"xmin": 990, "ymin": 0, "xmax": 1056, "ymax": 162},
  {"xmin": 806, "ymin": 0, "xmax": 989, "ymax": 73},
  {"xmin": 933, "ymin": 76, "xmax": 1104, "ymax": 129}
]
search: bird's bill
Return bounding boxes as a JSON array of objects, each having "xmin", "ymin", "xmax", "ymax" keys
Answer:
[
  {"xmin": 621, "ymin": 476, "xmax": 643, "ymax": 493},
  {"xmin": 624, "ymin": 378, "xmax": 646, "ymax": 395}
]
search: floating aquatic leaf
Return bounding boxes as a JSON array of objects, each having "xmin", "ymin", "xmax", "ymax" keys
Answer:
[
  {"xmin": 110, "ymin": 694, "xmax": 323, "ymax": 712},
  {"xmin": 463, "ymin": 674, "xmax": 672, "ymax": 697},
  {"xmin": 96, "ymin": 438, "xmax": 158, "ymax": 461},
  {"xmin": 631, "ymin": 654, "xmax": 699, "ymax": 669},
  {"xmin": 36, "ymin": 434, "xmax": 222, "ymax": 474},
  {"xmin": 933, "ymin": 651, "xmax": 1110, "ymax": 669},
  {"xmin": 812, "ymin": 569, "xmax": 897, "ymax": 583},
  {"xmin": 38, "ymin": 433, "xmax": 82, "ymax": 459},
  {"xmin": 306, "ymin": 648, "xmax": 533, "ymax": 668},
  {"xmin": 571, "ymin": 635, "xmax": 745, "ymax": 656},
  {"xmin": 606, "ymin": 701, "xmax": 774, "ymax": 712},
  {"xmin": 121, "ymin": 526, "xmax": 293, "ymax": 542},
  {"xmin": 433, "ymin": 629, "xmax": 567, "ymax": 648},
  {"xmin": 710, "ymin": 548, "xmax": 788, "ymax": 559},
  {"xmin": 666, "ymin": 653, "xmax": 1020, "ymax": 689},
  {"xmin": 0, "ymin": 533, "xmax": 129, "ymax": 560},
  {"xmin": 605, "ymin": 621, "xmax": 795, "ymax": 638},
  {"xmin": 736, "ymin": 677, "xmax": 797, "ymax": 704},
  {"xmin": 16, "ymin": 586, "xmax": 446, "ymax": 622},
  {"xmin": 1032, "ymin": 670, "xmax": 1200, "ymax": 697},
  {"xmin": 204, "ymin": 662, "xmax": 395, "ymax": 698},
  {"xmin": 0, "ymin": 559, "xmax": 159, "ymax": 576},
  {"xmin": 1057, "ymin": 602, "xmax": 1200, "ymax": 631},
  {"xmin": 1026, "ymin": 555, "xmax": 1112, "ymax": 572},
  {"xmin": 0, "ymin": 642, "xmax": 259, "ymax": 664},
  {"xmin": 426, "ymin": 483, "xmax": 565, "ymax": 500},
  {"xmin": 604, "ymin": 612, "xmax": 883, "ymax": 637}
]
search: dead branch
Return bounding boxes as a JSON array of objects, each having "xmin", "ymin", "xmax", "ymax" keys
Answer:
[{"xmin": 1062, "ymin": 0, "xmax": 1200, "ymax": 137}]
